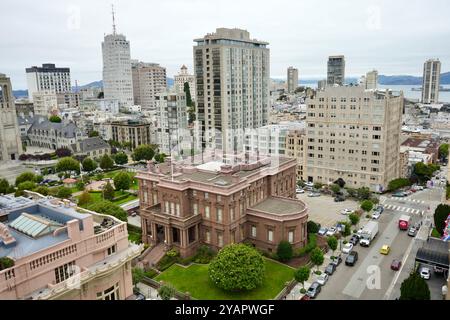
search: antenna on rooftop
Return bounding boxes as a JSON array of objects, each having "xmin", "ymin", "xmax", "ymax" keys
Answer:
[{"xmin": 111, "ymin": 4, "xmax": 117, "ymax": 35}]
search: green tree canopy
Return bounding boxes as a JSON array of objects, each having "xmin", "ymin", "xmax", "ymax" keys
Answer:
[
  {"xmin": 78, "ymin": 191, "xmax": 92, "ymax": 207},
  {"xmin": 158, "ymin": 284, "xmax": 175, "ymax": 300},
  {"xmin": 184, "ymin": 82, "xmax": 193, "ymax": 107},
  {"xmin": 132, "ymin": 145, "xmax": 155, "ymax": 162},
  {"xmin": 307, "ymin": 220, "xmax": 320, "ymax": 234},
  {"xmin": 132, "ymin": 267, "xmax": 145, "ymax": 287},
  {"xmin": 310, "ymin": 247, "xmax": 324, "ymax": 271},
  {"xmin": 17, "ymin": 181, "xmax": 36, "ymax": 191},
  {"xmin": 276, "ymin": 240, "xmax": 293, "ymax": 262},
  {"xmin": 15, "ymin": 172, "xmax": 36, "ymax": 186},
  {"xmin": 208, "ymin": 244, "xmax": 265, "ymax": 291},
  {"xmin": 361, "ymin": 200, "xmax": 374, "ymax": 212},
  {"xmin": 400, "ymin": 272, "xmax": 430, "ymax": 300},
  {"xmin": 434, "ymin": 204, "xmax": 450, "ymax": 236},
  {"xmin": 56, "ymin": 157, "xmax": 80, "ymax": 174},
  {"xmin": 49, "ymin": 115, "xmax": 62, "ymax": 123},
  {"xmin": 330, "ymin": 184, "xmax": 341, "ymax": 194},
  {"xmin": 88, "ymin": 131, "xmax": 100, "ymax": 138},
  {"xmin": 388, "ymin": 178, "xmax": 411, "ymax": 191},
  {"xmin": 87, "ymin": 200, "xmax": 127, "ymax": 222},
  {"xmin": 439, "ymin": 143, "xmax": 449, "ymax": 160},
  {"xmin": 102, "ymin": 181, "xmax": 115, "ymax": 201},
  {"xmin": 357, "ymin": 187, "xmax": 371, "ymax": 200},
  {"xmin": 34, "ymin": 186, "xmax": 49, "ymax": 196},
  {"xmin": 82, "ymin": 157, "xmax": 97, "ymax": 172},
  {"xmin": 294, "ymin": 266, "xmax": 310, "ymax": 289},
  {"xmin": 57, "ymin": 187, "xmax": 73, "ymax": 199},
  {"xmin": 0, "ymin": 178, "xmax": 10, "ymax": 194},
  {"xmin": 113, "ymin": 172, "xmax": 131, "ymax": 191},
  {"xmin": 327, "ymin": 236, "xmax": 338, "ymax": 253},
  {"xmin": 114, "ymin": 152, "xmax": 129, "ymax": 165},
  {"xmin": 99, "ymin": 154, "xmax": 114, "ymax": 170},
  {"xmin": 349, "ymin": 213, "xmax": 360, "ymax": 226}
]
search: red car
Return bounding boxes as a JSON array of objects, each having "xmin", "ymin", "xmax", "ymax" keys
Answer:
[
  {"xmin": 300, "ymin": 295, "xmax": 311, "ymax": 301},
  {"xmin": 391, "ymin": 259, "xmax": 402, "ymax": 271}
]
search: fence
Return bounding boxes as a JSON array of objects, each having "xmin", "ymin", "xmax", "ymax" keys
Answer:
[
  {"xmin": 142, "ymin": 276, "xmax": 195, "ymax": 300},
  {"xmin": 274, "ymin": 279, "xmax": 297, "ymax": 300}
]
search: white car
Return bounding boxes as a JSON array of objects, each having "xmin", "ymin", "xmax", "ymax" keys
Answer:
[
  {"xmin": 420, "ymin": 267, "xmax": 431, "ymax": 280},
  {"xmin": 296, "ymin": 188, "xmax": 305, "ymax": 194},
  {"xmin": 305, "ymin": 182, "xmax": 314, "ymax": 187},
  {"xmin": 341, "ymin": 208, "xmax": 353, "ymax": 215},
  {"xmin": 342, "ymin": 243, "xmax": 353, "ymax": 254},
  {"xmin": 372, "ymin": 211, "xmax": 381, "ymax": 220},
  {"xmin": 316, "ymin": 273, "xmax": 329, "ymax": 286},
  {"xmin": 326, "ymin": 227, "xmax": 337, "ymax": 237}
]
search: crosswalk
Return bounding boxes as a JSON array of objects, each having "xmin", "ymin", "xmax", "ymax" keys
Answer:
[
  {"xmin": 379, "ymin": 197, "xmax": 425, "ymax": 205},
  {"xmin": 382, "ymin": 204, "xmax": 425, "ymax": 216}
]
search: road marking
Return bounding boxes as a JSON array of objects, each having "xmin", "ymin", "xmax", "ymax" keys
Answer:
[{"xmin": 406, "ymin": 208, "xmax": 411, "ymax": 213}]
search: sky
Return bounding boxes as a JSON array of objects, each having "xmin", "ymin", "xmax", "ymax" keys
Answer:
[{"xmin": 1, "ymin": 0, "xmax": 450, "ymax": 89}]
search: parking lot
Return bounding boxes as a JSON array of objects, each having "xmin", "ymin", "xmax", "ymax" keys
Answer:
[{"xmin": 296, "ymin": 193, "xmax": 360, "ymax": 228}]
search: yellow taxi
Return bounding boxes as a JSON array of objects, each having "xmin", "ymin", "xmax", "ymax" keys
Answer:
[{"xmin": 380, "ymin": 245, "xmax": 390, "ymax": 255}]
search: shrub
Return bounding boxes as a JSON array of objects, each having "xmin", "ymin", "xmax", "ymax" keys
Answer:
[
  {"xmin": 99, "ymin": 154, "xmax": 114, "ymax": 170},
  {"xmin": 208, "ymin": 244, "xmax": 265, "ymax": 291},
  {"xmin": 55, "ymin": 147, "xmax": 72, "ymax": 158},
  {"xmin": 15, "ymin": 172, "xmax": 36, "ymax": 186},
  {"xmin": 0, "ymin": 257, "xmax": 15, "ymax": 271},
  {"xmin": 57, "ymin": 187, "xmax": 72, "ymax": 199},
  {"xmin": 114, "ymin": 171, "xmax": 131, "ymax": 191},
  {"xmin": 193, "ymin": 245, "xmax": 216, "ymax": 264},
  {"xmin": 114, "ymin": 152, "xmax": 129, "ymax": 165},
  {"xmin": 295, "ymin": 234, "xmax": 317, "ymax": 257},
  {"xmin": 144, "ymin": 268, "xmax": 158, "ymax": 279},
  {"xmin": 388, "ymin": 178, "xmax": 411, "ymax": 191},
  {"xmin": 132, "ymin": 145, "xmax": 155, "ymax": 162},
  {"xmin": 166, "ymin": 249, "xmax": 179, "ymax": 258},
  {"xmin": 434, "ymin": 204, "xmax": 450, "ymax": 236},
  {"xmin": 400, "ymin": 272, "xmax": 430, "ymax": 300},
  {"xmin": 33, "ymin": 186, "xmax": 49, "ymax": 196},
  {"xmin": 0, "ymin": 178, "xmax": 10, "ymax": 194},
  {"xmin": 132, "ymin": 267, "xmax": 145, "ymax": 286},
  {"xmin": 102, "ymin": 182, "xmax": 115, "ymax": 201},
  {"xmin": 82, "ymin": 157, "xmax": 97, "ymax": 172},
  {"xmin": 307, "ymin": 221, "xmax": 320, "ymax": 234},
  {"xmin": 361, "ymin": 200, "xmax": 374, "ymax": 212},
  {"xmin": 78, "ymin": 191, "xmax": 92, "ymax": 207},
  {"xmin": 276, "ymin": 240, "xmax": 293, "ymax": 262},
  {"xmin": 87, "ymin": 200, "xmax": 127, "ymax": 222},
  {"xmin": 300, "ymin": 288, "xmax": 307, "ymax": 294},
  {"xmin": 158, "ymin": 285, "xmax": 175, "ymax": 301},
  {"xmin": 49, "ymin": 115, "xmax": 62, "ymax": 123}
]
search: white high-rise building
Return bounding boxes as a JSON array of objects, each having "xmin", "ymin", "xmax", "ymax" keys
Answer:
[
  {"xmin": 422, "ymin": 59, "xmax": 441, "ymax": 104},
  {"xmin": 174, "ymin": 65, "xmax": 196, "ymax": 101},
  {"xmin": 365, "ymin": 70, "xmax": 378, "ymax": 90},
  {"xmin": 32, "ymin": 90, "xmax": 58, "ymax": 116},
  {"xmin": 0, "ymin": 74, "xmax": 23, "ymax": 161},
  {"xmin": 193, "ymin": 28, "xmax": 270, "ymax": 158},
  {"xmin": 102, "ymin": 9, "xmax": 134, "ymax": 108},
  {"xmin": 131, "ymin": 61, "xmax": 167, "ymax": 112},
  {"xmin": 26, "ymin": 64, "xmax": 71, "ymax": 102}
]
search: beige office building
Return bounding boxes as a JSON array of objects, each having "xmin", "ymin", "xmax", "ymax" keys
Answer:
[
  {"xmin": 287, "ymin": 67, "xmax": 299, "ymax": 93},
  {"xmin": 32, "ymin": 90, "xmax": 58, "ymax": 116},
  {"xmin": 305, "ymin": 86, "xmax": 403, "ymax": 192},
  {"xmin": 110, "ymin": 119, "xmax": 152, "ymax": 150},
  {"xmin": 174, "ymin": 65, "xmax": 196, "ymax": 101},
  {"xmin": 0, "ymin": 74, "xmax": 23, "ymax": 161},
  {"xmin": 422, "ymin": 59, "xmax": 441, "ymax": 104},
  {"xmin": 365, "ymin": 70, "xmax": 378, "ymax": 90},
  {"xmin": 131, "ymin": 61, "xmax": 167, "ymax": 112},
  {"xmin": 193, "ymin": 28, "xmax": 270, "ymax": 156},
  {"xmin": 285, "ymin": 129, "xmax": 306, "ymax": 181}
]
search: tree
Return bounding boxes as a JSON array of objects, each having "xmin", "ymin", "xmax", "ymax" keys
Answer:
[
  {"xmin": 87, "ymin": 201, "xmax": 127, "ymax": 221},
  {"xmin": 34, "ymin": 186, "xmax": 49, "ymax": 196},
  {"xmin": 334, "ymin": 178, "xmax": 346, "ymax": 188},
  {"xmin": 15, "ymin": 172, "xmax": 36, "ymax": 186},
  {"xmin": 307, "ymin": 221, "xmax": 320, "ymax": 234},
  {"xmin": 330, "ymin": 184, "xmax": 341, "ymax": 194},
  {"xmin": 132, "ymin": 145, "xmax": 155, "ymax": 162},
  {"xmin": 310, "ymin": 248, "xmax": 324, "ymax": 271},
  {"xmin": 99, "ymin": 154, "xmax": 114, "ymax": 170},
  {"xmin": 294, "ymin": 266, "xmax": 310, "ymax": 289},
  {"xmin": 327, "ymin": 236, "xmax": 338, "ymax": 254},
  {"xmin": 49, "ymin": 115, "xmax": 62, "ymax": 123},
  {"xmin": 88, "ymin": 131, "xmax": 100, "ymax": 138},
  {"xmin": 158, "ymin": 284, "xmax": 175, "ymax": 301},
  {"xmin": 434, "ymin": 204, "xmax": 450, "ymax": 236},
  {"xmin": 154, "ymin": 153, "xmax": 167, "ymax": 164},
  {"xmin": 439, "ymin": 143, "xmax": 449, "ymax": 161},
  {"xmin": 184, "ymin": 82, "xmax": 194, "ymax": 107},
  {"xmin": 56, "ymin": 157, "xmax": 80, "ymax": 174},
  {"xmin": 57, "ymin": 187, "xmax": 72, "ymax": 199},
  {"xmin": 78, "ymin": 191, "xmax": 92, "ymax": 207},
  {"xmin": 361, "ymin": 200, "xmax": 374, "ymax": 212},
  {"xmin": 208, "ymin": 244, "xmax": 265, "ymax": 291},
  {"xmin": 388, "ymin": 178, "xmax": 411, "ymax": 191},
  {"xmin": 349, "ymin": 213, "xmax": 360, "ymax": 227},
  {"xmin": 414, "ymin": 162, "xmax": 440, "ymax": 182},
  {"xmin": 276, "ymin": 240, "xmax": 293, "ymax": 262},
  {"xmin": 102, "ymin": 181, "xmax": 115, "ymax": 201},
  {"xmin": 400, "ymin": 272, "xmax": 430, "ymax": 300},
  {"xmin": 313, "ymin": 182, "xmax": 323, "ymax": 190},
  {"xmin": 75, "ymin": 180, "xmax": 85, "ymax": 191},
  {"xmin": 82, "ymin": 157, "xmax": 97, "ymax": 172},
  {"xmin": 0, "ymin": 257, "xmax": 14, "ymax": 271},
  {"xmin": 114, "ymin": 152, "xmax": 128, "ymax": 165},
  {"xmin": 55, "ymin": 147, "xmax": 72, "ymax": 158},
  {"xmin": 17, "ymin": 181, "xmax": 36, "ymax": 191},
  {"xmin": 132, "ymin": 267, "xmax": 145, "ymax": 289},
  {"xmin": 0, "ymin": 178, "xmax": 10, "ymax": 194},
  {"xmin": 357, "ymin": 187, "xmax": 371, "ymax": 200},
  {"xmin": 339, "ymin": 221, "xmax": 352, "ymax": 238},
  {"xmin": 113, "ymin": 172, "xmax": 131, "ymax": 191}
]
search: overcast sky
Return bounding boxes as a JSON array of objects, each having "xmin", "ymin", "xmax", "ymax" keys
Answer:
[{"xmin": 1, "ymin": 0, "xmax": 450, "ymax": 89}]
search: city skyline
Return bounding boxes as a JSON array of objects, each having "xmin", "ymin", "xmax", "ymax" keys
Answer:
[{"xmin": 1, "ymin": 0, "xmax": 450, "ymax": 89}]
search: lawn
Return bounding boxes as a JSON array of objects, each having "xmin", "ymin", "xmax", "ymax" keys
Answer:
[
  {"xmin": 76, "ymin": 190, "xmax": 137, "ymax": 205},
  {"xmin": 155, "ymin": 259, "xmax": 294, "ymax": 300}
]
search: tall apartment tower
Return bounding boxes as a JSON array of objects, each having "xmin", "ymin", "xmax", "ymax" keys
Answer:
[
  {"xmin": 102, "ymin": 8, "xmax": 134, "ymax": 108},
  {"xmin": 26, "ymin": 64, "xmax": 71, "ymax": 102},
  {"xmin": 422, "ymin": 59, "xmax": 441, "ymax": 104},
  {"xmin": 0, "ymin": 74, "xmax": 23, "ymax": 161},
  {"xmin": 131, "ymin": 60, "xmax": 167, "ymax": 112},
  {"xmin": 305, "ymin": 86, "xmax": 403, "ymax": 192},
  {"xmin": 193, "ymin": 28, "xmax": 270, "ymax": 159},
  {"xmin": 287, "ymin": 67, "xmax": 299, "ymax": 93},
  {"xmin": 365, "ymin": 70, "xmax": 378, "ymax": 90},
  {"xmin": 174, "ymin": 65, "xmax": 196, "ymax": 101},
  {"xmin": 327, "ymin": 55, "xmax": 345, "ymax": 86}
]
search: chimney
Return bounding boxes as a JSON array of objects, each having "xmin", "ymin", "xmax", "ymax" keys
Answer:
[{"xmin": 0, "ymin": 223, "xmax": 16, "ymax": 248}]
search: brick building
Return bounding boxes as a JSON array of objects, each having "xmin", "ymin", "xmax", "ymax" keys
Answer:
[{"xmin": 136, "ymin": 156, "xmax": 308, "ymax": 257}]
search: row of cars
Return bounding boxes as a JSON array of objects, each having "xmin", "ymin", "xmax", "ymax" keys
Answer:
[{"xmin": 392, "ymin": 185, "xmax": 424, "ymax": 198}]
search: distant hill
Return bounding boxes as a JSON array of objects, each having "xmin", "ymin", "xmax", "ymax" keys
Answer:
[{"xmin": 378, "ymin": 72, "xmax": 450, "ymax": 85}]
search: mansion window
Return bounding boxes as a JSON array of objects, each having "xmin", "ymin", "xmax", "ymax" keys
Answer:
[
  {"xmin": 205, "ymin": 206, "xmax": 210, "ymax": 219},
  {"xmin": 96, "ymin": 283, "xmax": 119, "ymax": 301},
  {"xmin": 217, "ymin": 208, "xmax": 223, "ymax": 223},
  {"xmin": 54, "ymin": 261, "xmax": 75, "ymax": 284},
  {"xmin": 288, "ymin": 231, "xmax": 294, "ymax": 244},
  {"xmin": 268, "ymin": 230, "xmax": 273, "ymax": 242},
  {"xmin": 205, "ymin": 230, "xmax": 211, "ymax": 243},
  {"xmin": 251, "ymin": 226, "xmax": 257, "ymax": 238}
]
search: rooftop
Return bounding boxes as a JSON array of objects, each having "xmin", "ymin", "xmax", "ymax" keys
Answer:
[{"xmin": 250, "ymin": 197, "xmax": 306, "ymax": 215}]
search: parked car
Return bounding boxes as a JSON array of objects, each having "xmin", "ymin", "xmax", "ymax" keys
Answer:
[
  {"xmin": 300, "ymin": 294, "xmax": 311, "ymax": 301},
  {"xmin": 316, "ymin": 273, "xmax": 329, "ymax": 286},
  {"xmin": 306, "ymin": 282, "xmax": 322, "ymax": 299},
  {"xmin": 420, "ymin": 267, "xmax": 431, "ymax": 280},
  {"xmin": 391, "ymin": 259, "xmax": 402, "ymax": 271},
  {"xmin": 392, "ymin": 192, "xmax": 408, "ymax": 198},
  {"xmin": 318, "ymin": 227, "xmax": 328, "ymax": 236},
  {"xmin": 326, "ymin": 227, "xmax": 337, "ymax": 237},
  {"xmin": 341, "ymin": 208, "xmax": 353, "ymax": 215},
  {"xmin": 324, "ymin": 263, "xmax": 336, "ymax": 275},
  {"xmin": 305, "ymin": 181, "xmax": 314, "ymax": 187},
  {"xmin": 345, "ymin": 251, "xmax": 358, "ymax": 266},
  {"xmin": 414, "ymin": 186, "xmax": 424, "ymax": 191},
  {"xmin": 375, "ymin": 205, "xmax": 384, "ymax": 214},
  {"xmin": 349, "ymin": 235, "xmax": 360, "ymax": 246},
  {"xmin": 334, "ymin": 195, "xmax": 345, "ymax": 202},
  {"xmin": 380, "ymin": 245, "xmax": 390, "ymax": 255},
  {"xmin": 342, "ymin": 243, "xmax": 354, "ymax": 254},
  {"xmin": 408, "ymin": 225, "xmax": 418, "ymax": 237},
  {"xmin": 308, "ymin": 192, "xmax": 321, "ymax": 197},
  {"xmin": 296, "ymin": 188, "xmax": 305, "ymax": 194},
  {"xmin": 331, "ymin": 255, "xmax": 342, "ymax": 267},
  {"xmin": 372, "ymin": 211, "xmax": 381, "ymax": 220}
]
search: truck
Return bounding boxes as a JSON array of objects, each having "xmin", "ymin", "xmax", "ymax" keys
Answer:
[
  {"xmin": 399, "ymin": 215, "xmax": 411, "ymax": 231},
  {"xmin": 359, "ymin": 221, "xmax": 379, "ymax": 247}
]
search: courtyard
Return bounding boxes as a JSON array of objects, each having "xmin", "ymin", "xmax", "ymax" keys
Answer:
[{"xmin": 154, "ymin": 258, "xmax": 295, "ymax": 300}]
